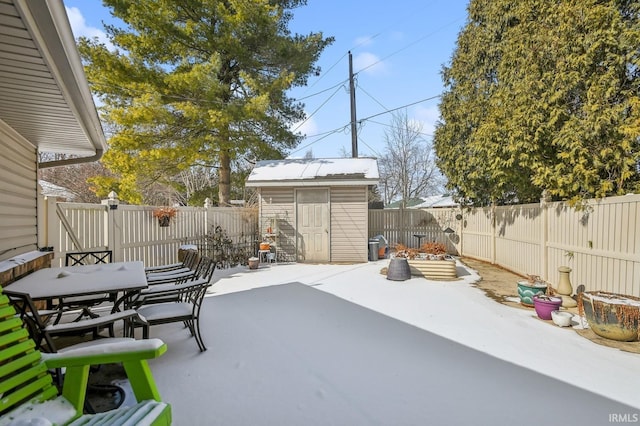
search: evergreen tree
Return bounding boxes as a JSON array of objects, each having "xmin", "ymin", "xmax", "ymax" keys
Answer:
[
  {"xmin": 79, "ymin": 0, "xmax": 332, "ymax": 205},
  {"xmin": 435, "ymin": 0, "xmax": 640, "ymax": 205}
]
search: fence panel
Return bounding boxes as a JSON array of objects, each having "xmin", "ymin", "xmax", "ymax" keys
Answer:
[
  {"xmin": 458, "ymin": 207, "xmax": 493, "ymax": 262},
  {"xmin": 368, "ymin": 208, "xmax": 461, "ymax": 254},
  {"xmin": 494, "ymin": 204, "xmax": 542, "ymax": 277},
  {"xmin": 47, "ymin": 202, "xmax": 257, "ymax": 268},
  {"xmin": 546, "ymin": 195, "xmax": 640, "ymax": 295}
]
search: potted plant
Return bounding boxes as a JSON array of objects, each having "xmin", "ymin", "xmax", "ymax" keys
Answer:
[
  {"xmin": 516, "ymin": 274, "xmax": 548, "ymax": 307},
  {"xmin": 578, "ymin": 291, "xmax": 640, "ymax": 342},
  {"xmin": 533, "ymin": 294, "xmax": 563, "ymax": 320},
  {"xmin": 394, "ymin": 242, "xmax": 457, "ymax": 279},
  {"xmin": 153, "ymin": 207, "xmax": 177, "ymax": 227}
]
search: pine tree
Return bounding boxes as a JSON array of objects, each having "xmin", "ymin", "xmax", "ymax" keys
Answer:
[{"xmin": 79, "ymin": 0, "xmax": 332, "ymax": 205}]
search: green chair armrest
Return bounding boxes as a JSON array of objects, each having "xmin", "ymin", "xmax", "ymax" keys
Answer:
[
  {"xmin": 42, "ymin": 338, "xmax": 167, "ymax": 413},
  {"xmin": 42, "ymin": 338, "xmax": 166, "ymax": 368}
]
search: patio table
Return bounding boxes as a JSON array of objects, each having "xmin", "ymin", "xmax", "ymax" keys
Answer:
[{"xmin": 3, "ymin": 261, "xmax": 148, "ymax": 312}]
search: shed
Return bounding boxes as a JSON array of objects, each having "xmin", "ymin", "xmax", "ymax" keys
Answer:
[{"xmin": 246, "ymin": 158, "xmax": 379, "ymax": 263}]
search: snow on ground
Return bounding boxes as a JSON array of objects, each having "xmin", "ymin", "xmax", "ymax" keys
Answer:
[{"xmin": 147, "ymin": 258, "xmax": 640, "ymax": 422}]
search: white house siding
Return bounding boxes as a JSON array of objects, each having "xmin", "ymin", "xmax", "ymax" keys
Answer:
[
  {"xmin": 0, "ymin": 121, "xmax": 37, "ymax": 260},
  {"xmin": 259, "ymin": 187, "xmax": 295, "ymax": 262},
  {"xmin": 330, "ymin": 186, "xmax": 368, "ymax": 263}
]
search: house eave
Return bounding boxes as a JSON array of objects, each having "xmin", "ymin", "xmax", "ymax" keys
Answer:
[{"xmin": 2, "ymin": 0, "xmax": 106, "ymax": 163}]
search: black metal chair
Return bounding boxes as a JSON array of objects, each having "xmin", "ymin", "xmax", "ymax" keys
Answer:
[
  {"xmin": 55, "ymin": 250, "xmax": 117, "ymax": 323},
  {"xmin": 133, "ymin": 279, "xmax": 213, "ymax": 351}
]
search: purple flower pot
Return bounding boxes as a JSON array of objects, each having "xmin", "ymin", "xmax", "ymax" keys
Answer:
[{"xmin": 533, "ymin": 295, "xmax": 562, "ymax": 320}]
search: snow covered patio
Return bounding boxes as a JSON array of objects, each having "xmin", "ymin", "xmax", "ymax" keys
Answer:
[{"xmin": 145, "ymin": 259, "xmax": 640, "ymax": 424}]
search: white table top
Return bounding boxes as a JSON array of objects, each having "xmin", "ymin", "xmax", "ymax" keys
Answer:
[{"xmin": 3, "ymin": 261, "xmax": 147, "ymax": 300}]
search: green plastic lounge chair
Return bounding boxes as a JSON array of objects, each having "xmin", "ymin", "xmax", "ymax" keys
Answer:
[{"xmin": 0, "ymin": 289, "xmax": 171, "ymax": 425}]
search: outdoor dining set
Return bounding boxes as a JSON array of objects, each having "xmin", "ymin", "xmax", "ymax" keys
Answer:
[
  {"xmin": 0, "ymin": 249, "xmax": 215, "ymax": 424},
  {"xmin": 3, "ymin": 248, "xmax": 215, "ymax": 354}
]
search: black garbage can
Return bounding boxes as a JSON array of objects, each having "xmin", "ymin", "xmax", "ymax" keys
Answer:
[{"xmin": 368, "ymin": 238, "xmax": 380, "ymax": 261}]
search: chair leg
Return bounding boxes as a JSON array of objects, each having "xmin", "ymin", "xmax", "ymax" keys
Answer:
[{"xmin": 193, "ymin": 319, "xmax": 206, "ymax": 352}]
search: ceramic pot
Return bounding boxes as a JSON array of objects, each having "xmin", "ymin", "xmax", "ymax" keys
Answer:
[
  {"xmin": 551, "ymin": 310, "xmax": 573, "ymax": 327},
  {"xmin": 533, "ymin": 295, "xmax": 562, "ymax": 320},
  {"xmin": 248, "ymin": 257, "xmax": 259, "ymax": 270},
  {"xmin": 579, "ymin": 291, "xmax": 640, "ymax": 342},
  {"xmin": 387, "ymin": 257, "xmax": 411, "ymax": 281},
  {"xmin": 517, "ymin": 281, "xmax": 547, "ymax": 307}
]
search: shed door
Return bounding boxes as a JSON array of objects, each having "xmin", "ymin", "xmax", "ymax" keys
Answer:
[{"xmin": 296, "ymin": 189, "xmax": 329, "ymax": 263}]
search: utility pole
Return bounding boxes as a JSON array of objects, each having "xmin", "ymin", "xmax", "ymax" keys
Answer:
[{"xmin": 349, "ymin": 51, "xmax": 358, "ymax": 158}]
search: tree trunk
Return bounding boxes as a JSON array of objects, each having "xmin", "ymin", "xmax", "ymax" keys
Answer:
[{"xmin": 218, "ymin": 149, "xmax": 231, "ymax": 206}]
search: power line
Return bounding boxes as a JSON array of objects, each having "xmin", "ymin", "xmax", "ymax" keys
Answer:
[
  {"xmin": 355, "ymin": 16, "xmax": 465, "ymax": 75},
  {"xmin": 292, "ymin": 83, "xmax": 345, "ymax": 132},
  {"xmin": 358, "ymin": 95, "xmax": 440, "ymax": 123}
]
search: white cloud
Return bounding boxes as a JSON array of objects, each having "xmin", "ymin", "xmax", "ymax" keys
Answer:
[
  {"xmin": 353, "ymin": 52, "xmax": 388, "ymax": 76},
  {"xmin": 354, "ymin": 35, "xmax": 374, "ymax": 47},
  {"xmin": 292, "ymin": 115, "xmax": 319, "ymax": 138},
  {"xmin": 65, "ymin": 6, "xmax": 115, "ymax": 51},
  {"xmin": 413, "ymin": 105, "xmax": 440, "ymax": 136}
]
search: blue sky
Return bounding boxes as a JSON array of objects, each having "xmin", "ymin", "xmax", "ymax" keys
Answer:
[{"xmin": 63, "ymin": 0, "xmax": 469, "ymax": 159}]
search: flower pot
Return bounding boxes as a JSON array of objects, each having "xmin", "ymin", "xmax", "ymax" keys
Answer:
[
  {"xmin": 387, "ymin": 257, "xmax": 411, "ymax": 281},
  {"xmin": 578, "ymin": 291, "xmax": 640, "ymax": 342},
  {"xmin": 517, "ymin": 281, "xmax": 547, "ymax": 307},
  {"xmin": 158, "ymin": 216, "xmax": 171, "ymax": 227},
  {"xmin": 533, "ymin": 295, "xmax": 562, "ymax": 320},
  {"xmin": 248, "ymin": 257, "xmax": 259, "ymax": 270},
  {"xmin": 259, "ymin": 242, "xmax": 270, "ymax": 251},
  {"xmin": 551, "ymin": 310, "xmax": 573, "ymax": 327}
]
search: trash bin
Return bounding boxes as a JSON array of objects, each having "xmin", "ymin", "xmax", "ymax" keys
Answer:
[
  {"xmin": 368, "ymin": 238, "xmax": 380, "ymax": 261},
  {"xmin": 373, "ymin": 234, "xmax": 388, "ymax": 259}
]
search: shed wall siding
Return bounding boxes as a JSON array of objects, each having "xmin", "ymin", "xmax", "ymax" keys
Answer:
[
  {"xmin": 259, "ymin": 187, "xmax": 296, "ymax": 262},
  {"xmin": 330, "ymin": 186, "xmax": 368, "ymax": 262},
  {"xmin": 0, "ymin": 122, "xmax": 38, "ymax": 260}
]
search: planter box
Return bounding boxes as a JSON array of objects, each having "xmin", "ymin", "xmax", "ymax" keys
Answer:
[{"xmin": 407, "ymin": 259, "xmax": 457, "ymax": 279}]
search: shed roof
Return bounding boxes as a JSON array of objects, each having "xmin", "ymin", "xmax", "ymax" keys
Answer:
[{"xmin": 246, "ymin": 158, "xmax": 379, "ymax": 187}]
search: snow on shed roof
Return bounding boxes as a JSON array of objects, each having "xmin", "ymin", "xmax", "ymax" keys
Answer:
[{"xmin": 246, "ymin": 158, "xmax": 379, "ymax": 187}]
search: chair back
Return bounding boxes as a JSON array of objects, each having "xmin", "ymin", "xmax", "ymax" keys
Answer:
[
  {"xmin": 65, "ymin": 250, "xmax": 113, "ymax": 266},
  {"xmin": 183, "ymin": 250, "xmax": 200, "ymax": 269},
  {"xmin": 0, "ymin": 290, "xmax": 58, "ymax": 417},
  {"xmin": 198, "ymin": 256, "xmax": 217, "ymax": 283}
]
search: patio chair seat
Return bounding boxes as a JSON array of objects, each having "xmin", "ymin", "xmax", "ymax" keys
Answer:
[{"xmin": 137, "ymin": 302, "xmax": 193, "ymax": 322}]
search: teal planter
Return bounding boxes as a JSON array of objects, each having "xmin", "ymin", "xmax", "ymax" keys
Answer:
[{"xmin": 517, "ymin": 281, "xmax": 548, "ymax": 307}]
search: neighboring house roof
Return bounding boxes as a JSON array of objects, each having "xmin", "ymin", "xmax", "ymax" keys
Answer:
[
  {"xmin": 38, "ymin": 180, "xmax": 75, "ymax": 201},
  {"xmin": 246, "ymin": 158, "xmax": 380, "ymax": 187},
  {"xmin": 386, "ymin": 195, "xmax": 459, "ymax": 209},
  {"xmin": 411, "ymin": 195, "xmax": 459, "ymax": 208},
  {"xmin": 0, "ymin": 0, "xmax": 106, "ymax": 165}
]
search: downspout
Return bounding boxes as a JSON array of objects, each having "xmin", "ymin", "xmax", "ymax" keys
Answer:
[{"xmin": 38, "ymin": 148, "xmax": 104, "ymax": 169}]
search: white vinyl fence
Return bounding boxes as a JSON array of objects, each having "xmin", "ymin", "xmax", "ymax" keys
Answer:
[
  {"xmin": 41, "ymin": 197, "xmax": 258, "ymax": 268},
  {"xmin": 369, "ymin": 194, "xmax": 640, "ymax": 296},
  {"xmin": 42, "ymin": 192, "xmax": 639, "ymax": 296}
]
